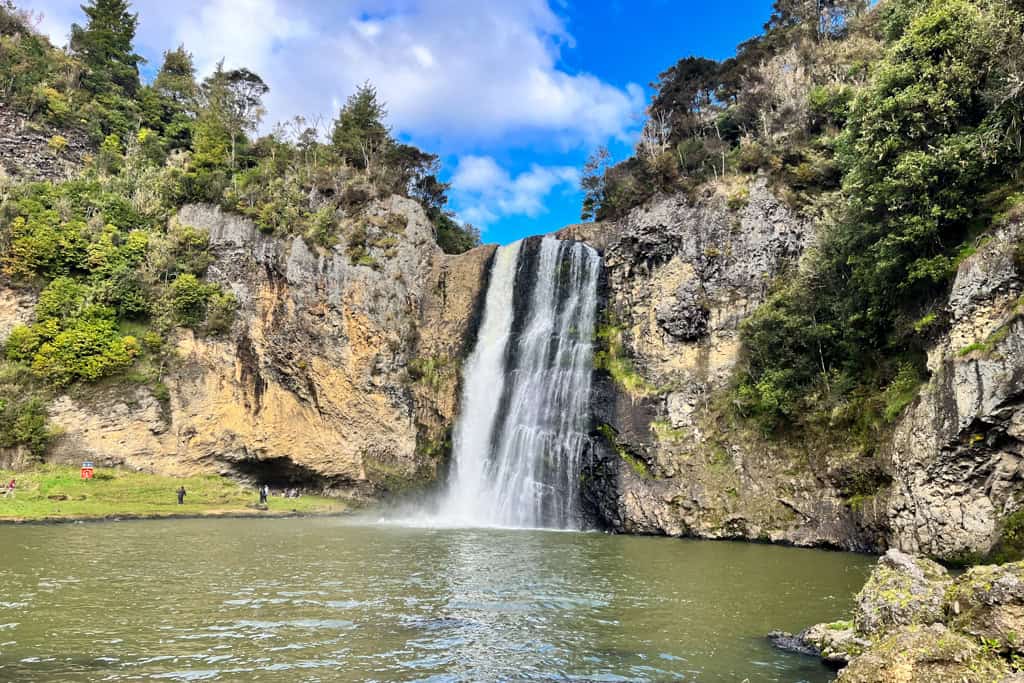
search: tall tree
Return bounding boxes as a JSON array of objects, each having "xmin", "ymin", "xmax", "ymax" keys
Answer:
[
  {"xmin": 153, "ymin": 45, "xmax": 196, "ymax": 105},
  {"xmin": 649, "ymin": 57, "xmax": 721, "ymax": 143},
  {"xmin": 69, "ymin": 0, "xmax": 143, "ymax": 96},
  {"xmin": 331, "ymin": 82, "xmax": 390, "ymax": 170},
  {"xmin": 198, "ymin": 61, "xmax": 268, "ymax": 168}
]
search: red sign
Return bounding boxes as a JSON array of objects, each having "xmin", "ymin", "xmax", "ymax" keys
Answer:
[{"xmin": 81, "ymin": 466, "xmax": 94, "ymax": 479}]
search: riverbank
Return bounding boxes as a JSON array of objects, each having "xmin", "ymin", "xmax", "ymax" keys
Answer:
[{"xmin": 0, "ymin": 465, "xmax": 349, "ymax": 523}]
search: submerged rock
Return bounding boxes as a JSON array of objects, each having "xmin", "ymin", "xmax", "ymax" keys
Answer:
[
  {"xmin": 802, "ymin": 622, "xmax": 869, "ymax": 664},
  {"xmin": 768, "ymin": 622, "xmax": 868, "ymax": 663},
  {"xmin": 767, "ymin": 630, "xmax": 821, "ymax": 657}
]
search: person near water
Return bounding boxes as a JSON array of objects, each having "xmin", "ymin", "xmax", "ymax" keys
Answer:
[
  {"xmin": 176, "ymin": 486, "xmax": 186, "ymax": 505},
  {"xmin": 3, "ymin": 479, "xmax": 15, "ymax": 498},
  {"xmin": 259, "ymin": 484, "xmax": 268, "ymax": 505}
]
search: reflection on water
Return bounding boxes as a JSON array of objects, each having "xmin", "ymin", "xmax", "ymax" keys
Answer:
[{"xmin": 0, "ymin": 519, "xmax": 873, "ymax": 682}]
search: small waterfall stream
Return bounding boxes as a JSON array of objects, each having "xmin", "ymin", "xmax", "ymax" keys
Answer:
[{"xmin": 435, "ymin": 236, "xmax": 601, "ymax": 529}]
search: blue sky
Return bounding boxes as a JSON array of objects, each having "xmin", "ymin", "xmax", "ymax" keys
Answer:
[{"xmin": 28, "ymin": 0, "xmax": 774, "ymax": 245}]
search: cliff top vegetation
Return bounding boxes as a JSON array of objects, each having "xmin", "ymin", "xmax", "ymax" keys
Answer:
[
  {"xmin": 0, "ymin": 0, "xmax": 480, "ymax": 457},
  {"xmin": 587, "ymin": 0, "xmax": 1024, "ymax": 439}
]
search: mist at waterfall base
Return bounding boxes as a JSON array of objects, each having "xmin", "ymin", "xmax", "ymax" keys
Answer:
[{"xmin": 385, "ymin": 236, "xmax": 601, "ymax": 530}]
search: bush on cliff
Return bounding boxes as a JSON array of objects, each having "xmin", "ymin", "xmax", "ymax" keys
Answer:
[{"xmin": 734, "ymin": 0, "xmax": 1024, "ymax": 430}]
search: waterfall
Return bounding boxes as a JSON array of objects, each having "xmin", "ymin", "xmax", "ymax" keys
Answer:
[{"xmin": 435, "ymin": 236, "xmax": 601, "ymax": 529}]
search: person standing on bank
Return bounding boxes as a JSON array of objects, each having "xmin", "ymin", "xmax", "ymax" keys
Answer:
[
  {"xmin": 259, "ymin": 485, "xmax": 268, "ymax": 505},
  {"xmin": 176, "ymin": 486, "xmax": 186, "ymax": 505}
]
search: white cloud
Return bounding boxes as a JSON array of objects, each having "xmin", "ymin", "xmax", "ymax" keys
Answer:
[
  {"xmin": 27, "ymin": 0, "xmax": 644, "ymax": 147},
  {"xmin": 26, "ymin": 0, "xmax": 636, "ymax": 224},
  {"xmin": 173, "ymin": 0, "xmax": 312, "ymax": 75},
  {"xmin": 452, "ymin": 155, "xmax": 579, "ymax": 228}
]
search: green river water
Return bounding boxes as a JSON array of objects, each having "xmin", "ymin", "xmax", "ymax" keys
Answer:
[{"xmin": 0, "ymin": 518, "xmax": 874, "ymax": 682}]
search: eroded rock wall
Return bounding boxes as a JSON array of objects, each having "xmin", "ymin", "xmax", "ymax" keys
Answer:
[
  {"xmin": 888, "ymin": 221, "xmax": 1024, "ymax": 560},
  {"xmin": 19, "ymin": 198, "xmax": 493, "ymax": 498},
  {"xmin": 583, "ymin": 177, "xmax": 879, "ymax": 547},
  {"xmin": 0, "ymin": 101, "xmax": 88, "ymax": 182},
  {"xmin": 584, "ymin": 176, "xmax": 1024, "ymax": 557}
]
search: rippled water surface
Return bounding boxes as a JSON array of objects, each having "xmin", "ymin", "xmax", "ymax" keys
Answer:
[{"xmin": 0, "ymin": 518, "xmax": 874, "ymax": 681}]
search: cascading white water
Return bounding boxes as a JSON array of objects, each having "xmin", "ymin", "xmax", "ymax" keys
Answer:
[
  {"xmin": 435, "ymin": 236, "xmax": 601, "ymax": 529},
  {"xmin": 437, "ymin": 240, "xmax": 522, "ymax": 523}
]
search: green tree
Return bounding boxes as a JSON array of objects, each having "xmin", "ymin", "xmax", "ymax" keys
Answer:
[
  {"xmin": 69, "ymin": 0, "xmax": 144, "ymax": 97},
  {"xmin": 580, "ymin": 146, "xmax": 611, "ymax": 221},
  {"xmin": 144, "ymin": 45, "xmax": 197, "ymax": 149},
  {"xmin": 153, "ymin": 45, "xmax": 196, "ymax": 105},
  {"xmin": 198, "ymin": 61, "xmax": 269, "ymax": 168},
  {"xmin": 736, "ymin": 0, "xmax": 1024, "ymax": 429},
  {"xmin": 649, "ymin": 57, "xmax": 721, "ymax": 143},
  {"xmin": 331, "ymin": 82, "xmax": 390, "ymax": 170}
]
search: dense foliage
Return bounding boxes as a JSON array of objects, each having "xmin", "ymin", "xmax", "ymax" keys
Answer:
[
  {"xmin": 0, "ymin": 0, "xmax": 479, "ymax": 456},
  {"xmin": 587, "ymin": 0, "xmax": 1024, "ymax": 437},
  {"xmin": 737, "ymin": 0, "xmax": 1024, "ymax": 432}
]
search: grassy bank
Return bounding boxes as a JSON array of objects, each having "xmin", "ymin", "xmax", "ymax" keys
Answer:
[{"xmin": 0, "ymin": 465, "xmax": 348, "ymax": 522}]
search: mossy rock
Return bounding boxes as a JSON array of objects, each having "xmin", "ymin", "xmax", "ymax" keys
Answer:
[
  {"xmin": 946, "ymin": 561, "xmax": 1024, "ymax": 655},
  {"xmin": 854, "ymin": 550, "xmax": 950, "ymax": 635},
  {"xmin": 838, "ymin": 623, "xmax": 1009, "ymax": 683}
]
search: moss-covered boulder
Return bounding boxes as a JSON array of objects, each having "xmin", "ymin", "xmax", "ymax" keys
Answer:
[
  {"xmin": 836, "ymin": 624, "xmax": 1010, "ymax": 682},
  {"xmin": 947, "ymin": 561, "xmax": 1024, "ymax": 655},
  {"xmin": 854, "ymin": 549, "xmax": 951, "ymax": 634}
]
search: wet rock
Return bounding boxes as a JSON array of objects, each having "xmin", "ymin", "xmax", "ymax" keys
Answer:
[
  {"xmin": 802, "ymin": 622, "xmax": 870, "ymax": 664},
  {"xmin": 767, "ymin": 630, "xmax": 821, "ymax": 657},
  {"xmin": 769, "ymin": 622, "xmax": 870, "ymax": 664}
]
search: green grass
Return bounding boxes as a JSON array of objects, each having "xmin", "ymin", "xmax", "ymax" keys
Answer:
[
  {"xmin": 0, "ymin": 465, "xmax": 348, "ymax": 522},
  {"xmin": 957, "ymin": 321, "xmax": 1015, "ymax": 358},
  {"xmin": 596, "ymin": 423, "xmax": 654, "ymax": 479},
  {"xmin": 594, "ymin": 322, "xmax": 661, "ymax": 400}
]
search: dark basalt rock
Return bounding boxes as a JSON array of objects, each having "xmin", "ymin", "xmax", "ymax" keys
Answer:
[
  {"xmin": 767, "ymin": 630, "xmax": 820, "ymax": 657},
  {"xmin": 656, "ymin": 288, "xmax": 710, "ymax": 341}
]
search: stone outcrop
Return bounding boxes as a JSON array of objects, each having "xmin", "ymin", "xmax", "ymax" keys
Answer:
[
  {"xmin": 853, "ymin": 550, "xmax": 950, "ymax": 634},
  {"xmin": 947, "ymin": 562, "xmax": 1024, "ymax": 654},
  {"xmin": 24, "ymin": 198, "xmax": 493, "ymax": 498},
  {"xmin": 774, "ymin": 551, "xmax": 1024, "ymax": 682},
  {"xmin": 0, "ymin": 102, "xmax": 88, "ymax": 182},
  {"xmin": 0, "ymin": 281, "xmax": 36, "ymax": 344},
  {"xmin": 887, "ymin": 221, "xmax": 1024, "ymax": 561}
]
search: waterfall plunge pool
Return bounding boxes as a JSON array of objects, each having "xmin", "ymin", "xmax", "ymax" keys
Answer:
[{"xmin": 0, "ymin": 518, "xmax": 873, "ymax": 682}]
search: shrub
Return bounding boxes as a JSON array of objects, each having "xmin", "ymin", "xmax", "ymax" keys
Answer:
[
  {"xmin": 168, "ymin": 273, "xmax": 212, "ymax": 327},
  {"xmin": 4, "ymin": 324, "xmax": 40, "ymax": 363},
  {"xmin": 47, "ymin": 135, "xmax": 68, "ymax": 155},
  {"xmin": 0, "ymin": 395, "xmax": 51, "ymax": 456},
  {"xmin": 31, "ymin": 318, "xmax": 139, "ymax": 386},
  {"xmin": 204, "ymin": 290, "xmax": 238, "ymax": 335}
]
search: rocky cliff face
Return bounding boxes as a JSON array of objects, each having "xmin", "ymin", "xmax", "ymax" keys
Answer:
[
  {"xmin": 5, "ymin": 198, "xmax": 494, "ymax": 498},
  {"xmin": 888, "ymin": 221, "xmax": 1024, "ymax": 561},
  {"xmin": 580, "ymin": 177, "xmax": 887, "ymax": 549},
  {"xmin": 581, "ymin": 177, "xmax": 1024, "ymax": 556},
  {"xmin": 0, "ymin": 101, "xmax": 88, "ymax": 182}
]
